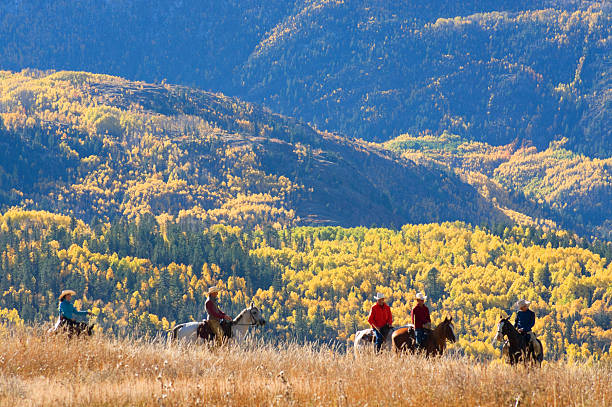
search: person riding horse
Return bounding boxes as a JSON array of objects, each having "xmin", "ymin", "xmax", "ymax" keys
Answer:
[
  {"xmin": 367, "ymin": 292, "xmax": 393, "ymax": 352},
  {"xmin": 52, "ymin": 290, "xmax": 93, "ymax": 336},
  {"xmin": 411, "ymin": 292, "xmax": 431, "ymax": 349},
  {"xmin": 205, "ymin": 286, "xmax": 232, "ymax": 346},
  {"xmin": 514, "ymin": 298, "xmax": 536, "ymax": 347}
]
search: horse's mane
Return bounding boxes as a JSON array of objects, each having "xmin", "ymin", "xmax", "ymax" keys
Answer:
[
  {"xmin": 233, "ymin": 306, "xmax": 251, "ymax": 323},
  {"xmin": 433, "ymin": 318, "xmax": 451, "ymax": 335},
  {"xmin": 501, "ymin": 318, "xmax": 519, "ymax": 334}
]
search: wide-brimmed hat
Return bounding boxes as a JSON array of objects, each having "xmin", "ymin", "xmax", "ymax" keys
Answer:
[
  {"xmin": 373, "ymin": 292, "xmax": 386, "ymax": 300},
  {"xmin": 207, "ymin": 286, "xmax": 222, "ymax": 295},
  {"xmin": 416, "ymin": 292, "xmax": 427, "ymax": 301},
  {"xmin": 515, "ymin": 299, "xmax": 531, "ymax": 309},
  {"xmin": 59, "ymin": 290, "xmax": 76, "ymax": 301}
]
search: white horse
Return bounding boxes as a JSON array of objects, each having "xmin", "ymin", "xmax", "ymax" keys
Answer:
[
  {"xmin": 353, "ymin": 325, "xmax": 410, "ymax": 355},
  {"xmin": 170, "ymin": 304, "xmax": 266, "ymax": 344}
]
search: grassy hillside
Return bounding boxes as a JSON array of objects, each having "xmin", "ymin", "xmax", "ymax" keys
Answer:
[
  {"xmin": 385, "ymin": 133, "xmax": 612, "ymax": 239},
  {"xmin": 0, "ymin": 1, "xmax": 609, "ymax": 156},
  {"xmin": 0, "ymin": 326, "xmax": 610, "ymax": 406},
  {"xmin": 1, "ymin": 210, "xmax": 610, "ymax": 360},
  {"xmin": 0, "ymin": 70, "xmax": 503, "ymax": 227}
]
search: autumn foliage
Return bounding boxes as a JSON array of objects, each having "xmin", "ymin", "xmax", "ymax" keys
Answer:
[{"xmin": 0, "ymin": 210, "xmax": 610, "ymax": 361}]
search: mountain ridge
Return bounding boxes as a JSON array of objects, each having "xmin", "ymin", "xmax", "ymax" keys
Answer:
[
  {"xmin": 1, "ymin": 0, "xmax": 609, "ymax": 156},
  {"xmin": 0, "ymin": 70, "xmax": 506, "ymax": 228}
]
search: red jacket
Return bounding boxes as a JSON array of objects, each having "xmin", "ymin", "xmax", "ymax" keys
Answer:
[
  {"xmin": 205, "ymin": 297, "xmax": 228, "ymax": 321},
  {"xmin": 411, "ymin": 304, "xmax": 431, "ymax": 329},
  {"xmin": 368, "ymin": 303, "xmax": 393, "ymax": 329}
]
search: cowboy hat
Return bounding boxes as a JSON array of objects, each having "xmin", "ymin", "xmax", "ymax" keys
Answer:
[
  {"xmin": 515, "ymin": 299, "xmax": 531, "ymax": 309},
  {"xmin": 416, "ymin": 292, "xmax": 427, "ymax": 301},
  {"xmin": 373, "ymin": 292, "xmax": 386, "ymax": 300},
  {"xmin": 59, "ymin": 290, "xmax": 76, "ymax": 301},
  {"xmin": 207, "ymin": 286, "xmax": 223, "ymax": 295}
]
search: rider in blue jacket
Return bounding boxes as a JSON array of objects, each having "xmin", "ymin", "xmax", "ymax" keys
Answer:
[
  {"xmin": 514, "ymin": 299, "xmax": 535, "ymax": 345},
  {"xmin": 57, "ymin": 290, "xmax": 92, "ymax": 333}
]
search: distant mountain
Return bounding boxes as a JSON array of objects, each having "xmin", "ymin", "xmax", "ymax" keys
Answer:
[
  {"xmin": 385, "ymin": 133, "xmax": 612, "ymax": 239},
  {"xmin": 0, "ymin": 1, "xmax": 609, "ymax": 156},
  {"xmin": 242, "ymin": 0, "xmax": 610, "ymax": 155},
  {"xmin": 0, "ymin": 70, "xmax": 505, "ymax": 227}
]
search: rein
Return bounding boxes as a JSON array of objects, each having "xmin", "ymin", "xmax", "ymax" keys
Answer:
[{"xmin": 231, "ymin": 308, "xmax": 260, "ymax": 326}]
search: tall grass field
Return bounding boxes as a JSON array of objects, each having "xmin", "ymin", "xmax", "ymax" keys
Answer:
[{"xmin": 0, "ymin": 326, "xmax": 609, "ymax": 406}]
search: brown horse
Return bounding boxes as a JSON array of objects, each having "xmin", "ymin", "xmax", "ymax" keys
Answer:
[
  {"xmin": 392, "ymin": 317, "xmax": 456, "ymax": 356},
  {"xmin": 48, "ymin": 315, "xmax": 94, "ymax": 338},
  {"xmin": 391, "ymin": 325, "xmax": 416, "ymax": 353}
]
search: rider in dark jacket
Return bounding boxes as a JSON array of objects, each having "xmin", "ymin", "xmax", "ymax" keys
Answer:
[
  {"xmin": 514, "ymin": 299, "xmax": 535, "ymax": 346},
  {"xmin": 411, "ymin": 292, "xmax": 431, "ymax": 349}
]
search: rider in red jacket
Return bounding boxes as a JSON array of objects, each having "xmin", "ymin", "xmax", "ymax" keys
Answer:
[
  {"xmin": 367, "ymin": 293, "xmax": 393, "ymax": 352},
  {"xmin": 205, "ymin": 286, "xmax": 232, "ymax": 345}
]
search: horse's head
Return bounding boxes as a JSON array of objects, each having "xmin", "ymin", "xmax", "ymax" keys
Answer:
[
  {"xmin": 493, "ymin": 316, "xmax": 510, "ymax": 344},
  {"xmin": 246, "ymin": 302, "xmax": 266, "ymax": 327},
  {"xmin": 443, "ymin": 316, "xmax": 456, "ymax": 343}
]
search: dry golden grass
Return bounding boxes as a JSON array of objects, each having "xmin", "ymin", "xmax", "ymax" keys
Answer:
[{"xmin": 0, "ymin": 326, "xmax": 609, "ymax": 407}]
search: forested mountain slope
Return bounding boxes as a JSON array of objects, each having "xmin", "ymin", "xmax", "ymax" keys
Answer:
[
  {"xmin": 243, "ymin": 0, "xmax": 610, "ymax": 155},
  {"xmin": 0, "ymin": 1, "xmax": 609, "ymax": 156},
  {"xmin": 385, "ymin": 133, "xmax": 612, "ymax": 239},
  {"xmin": 1, "ymin": 210, "xmax": 610, "ymax": 359},
  {"xmin": 0, "ymin": 70, "xmax": 503, "ymax": 227}
]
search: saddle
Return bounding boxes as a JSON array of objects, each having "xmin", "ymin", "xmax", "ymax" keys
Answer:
[
  {"xmin": 199, "ymin": 319, "xmax": 233, "ymax": 340},
  {"xmin": 220, "ymin": 319, "xmax": 233, "ymax": 337},
  {"xmin": 503, "ymin": 332, "xmax": 542, "ymax": 359},
  {"xmin": 524, "ymin": 332, "xmax": 542, "ymax": 355}
]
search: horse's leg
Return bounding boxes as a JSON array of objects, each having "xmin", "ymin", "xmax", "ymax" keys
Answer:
[
  {"xmin": 425, "ymin": 342, "xmax": 433, "ymax": 358},
  {"xmin": 509, "ymin": 351, "xmax": 517, "ymax": 365}
]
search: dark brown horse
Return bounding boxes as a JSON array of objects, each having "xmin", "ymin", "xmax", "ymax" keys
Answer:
[
  {"xmin": 48, "ymin": 316, "xmax": 94, "ymax": 338},
  {"xmin": 493, "ymin": 317, "xmax": 543, "ymax": 366},
  {"xmin": 392, "ymin": 317, "xmax": 456, "ymax": 356}
]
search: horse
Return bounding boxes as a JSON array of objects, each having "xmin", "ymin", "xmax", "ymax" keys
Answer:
[
  {"xmin": 390, "ymin": 324, "xmax": 416, "ymax": 353},
  {"xmin": 493, "ymin": 316, "xmax": 543, "ymax": 366},
  {"xmin": 353, "ymin": 325, "xmax": 411, "ymax": 355},
  {"xmin": 392, "ymin": 317, "xmax": 456, "ymax": 356},
  {"xmin": 169, "ymin": 304, "xmax": 266, "ymax": 344},
  {"xmin": 48, "ymin": 315, "xmax": 94, "ymax": 338}
]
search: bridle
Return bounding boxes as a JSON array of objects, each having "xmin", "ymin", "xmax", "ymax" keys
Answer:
[
  {"xmin": 446, "ymin": 321, "xmax": 456, "ymax": 341},
  {"xmin": 495, "ymin": 320, "xmax": 506, "ymax": 341},
  {"xmin": 493, "ymin": 319, "xmax": 508, "ymax": 345},
  {"xmin": 231, "ymin": 307, "xmax": 262, "ymax": 327}
]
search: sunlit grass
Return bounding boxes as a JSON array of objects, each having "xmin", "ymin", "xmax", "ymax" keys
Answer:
[{"xmin": 0, "ymin": 325, "xmax": 609, "ymax": 406}]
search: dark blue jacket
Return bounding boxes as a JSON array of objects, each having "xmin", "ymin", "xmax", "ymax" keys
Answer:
[{"xmin": 515, "ymin": 309, "xmax": 535, "ymax": 332}]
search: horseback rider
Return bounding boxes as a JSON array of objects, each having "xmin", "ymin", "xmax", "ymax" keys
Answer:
[
  {"xmin": 367, "ymin": 292, "xmax": 393, "ymax": 352},
  {"xmin": 56, "ymin": 290, "xmax": 92, "ymax": 333},
  {"xmin": 205, "ymin": 286, "xmax": 232, "ymax": 345},
  {"xmin": 514, "ymin": 299, "xmax": 535, "ymax": 347},
  {"xmin": 411, "ymin": 292, "xmax": 431, "ymax": 349}
]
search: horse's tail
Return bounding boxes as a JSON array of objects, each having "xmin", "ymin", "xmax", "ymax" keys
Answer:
[
  {"xmin": 535, "ymin": 338, "xmax": 544, "ymax": 362},
  {"xmin": 168, "ymin": 324, "xmax": 184, "ymax": 341}
]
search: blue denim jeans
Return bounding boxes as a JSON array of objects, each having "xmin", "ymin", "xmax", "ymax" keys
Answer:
[
  {"xmin": 374, "ymin": 328, "xmax": 385, "ymax": 352},
  {"xmin": 415, "ymin": 328, "xmax": 426, "ymax": 348}
]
